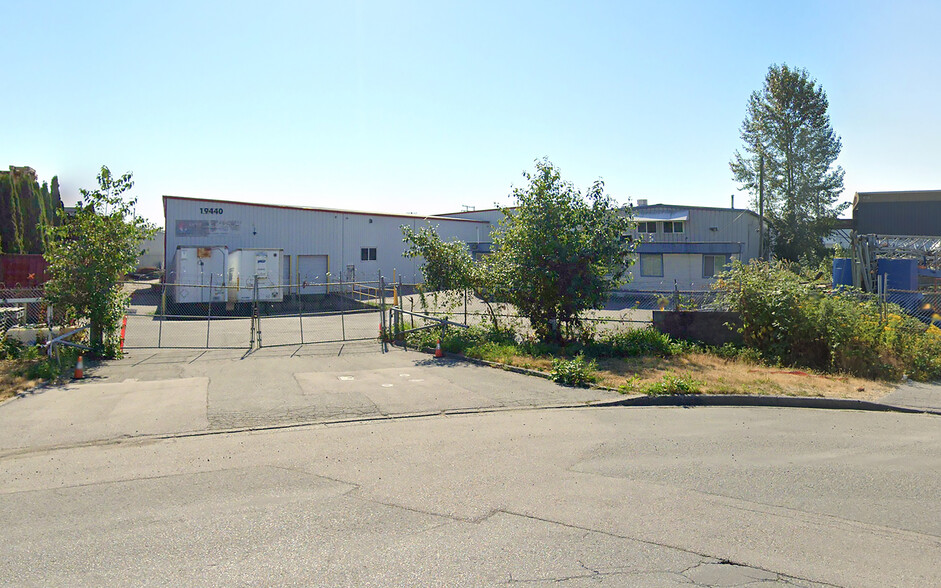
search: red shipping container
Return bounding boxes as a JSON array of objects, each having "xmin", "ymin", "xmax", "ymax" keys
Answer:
[{"xmin": 0, "ymin": 254, "xmax": 49, "ymax": 287}]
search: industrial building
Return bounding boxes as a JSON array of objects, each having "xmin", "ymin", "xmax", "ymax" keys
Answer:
[
  {"xmin": 623, "ymin": 201, "xmax": 762, "ymax": 291},
  {"xmin": 853, "ymin": 190, "xmax": 941, "ymax": 236},
  {"xmin": 163, "ymin": 196, "xmax": 491, "ymax": 296}
]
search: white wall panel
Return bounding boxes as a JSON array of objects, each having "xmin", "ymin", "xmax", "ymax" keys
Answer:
[{"xmin": 164, "ymin": 198, "xmax": 488, "ymax": 287}]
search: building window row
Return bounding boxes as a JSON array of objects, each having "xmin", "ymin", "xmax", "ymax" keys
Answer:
[
  {"xmin": 637, "ymin": 221, "xmax": 684, "ymax": 234},
  {"xmin": 639, "ymin": 253, "xmax": 732, "ymax": 279}
]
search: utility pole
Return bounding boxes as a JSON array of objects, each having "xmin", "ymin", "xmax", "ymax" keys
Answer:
[{"xmin": 758, "ymin": 154, "xmax": 765, "ymax": 260}]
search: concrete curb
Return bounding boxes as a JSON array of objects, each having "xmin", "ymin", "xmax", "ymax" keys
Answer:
[
  {"xmin": 395, "ymin": 342, "xmax": 941, "ymax": 417},
  {"xmin": 585, "ymin": 394, "xmax": 941, "ymax": 415}
]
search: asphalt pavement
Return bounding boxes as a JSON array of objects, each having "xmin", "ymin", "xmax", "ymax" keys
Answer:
[
  {"xmin": 1, "ymin": 342, "xmax": 939, "ymax": 586},
  {"xmin": 0, "ymin": 406, "xmax": 937, "ymax": 586}
]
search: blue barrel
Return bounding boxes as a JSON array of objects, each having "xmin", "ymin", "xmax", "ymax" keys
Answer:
[
  {"xmin": 832, "ymin": 258, "xmax": 853, "ymax": 288},
  {"xmin": 877, "ymin": 258, "xmax": 919, "ymax": 291}
]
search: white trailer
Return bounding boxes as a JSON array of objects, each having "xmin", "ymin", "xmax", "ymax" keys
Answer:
[
  {"xmin": 168, "ymin": 246, "xmax": 228, "ymax": 303},
  {"xmin": 226, "ymin": 248, "xmax": 284, "ymax": 303}
]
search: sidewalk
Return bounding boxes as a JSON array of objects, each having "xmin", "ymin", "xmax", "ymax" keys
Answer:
[
  {"xmin": 878, "ymin": 380, "xmax": 941, "ymax": 412},
  {"xmin": 0, "ymin": 342, "xmax": 617, "ymax": 453}
]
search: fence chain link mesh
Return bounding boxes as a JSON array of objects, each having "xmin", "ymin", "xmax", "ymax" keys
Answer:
[{"xmin": 120, "ymin": 278, "xmax": 386, "ymax": 349}]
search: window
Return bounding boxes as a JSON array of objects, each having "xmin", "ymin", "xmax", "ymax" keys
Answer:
[
  {"xmin": 703, "ymin": 254, "xmax": 731, "ymax": 278},
  {"xmin": 662, "ymin": 221, "xmax": 684, "ymax": 233},
  {"xmin": 360, "ymin": 247, "xmax": 377, "ymax": 261},
  {"xmin": 640, "ymin": 253, "xmax": 663, "ymax": 277},
  {"xmin": 637, "ymin": 221, "xmax": 657, "ymax": 233}
]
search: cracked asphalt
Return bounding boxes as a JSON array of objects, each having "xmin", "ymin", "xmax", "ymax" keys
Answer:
[{"xmin": 0, "ymin": 345, "xmax": 938, "ymax": 586}]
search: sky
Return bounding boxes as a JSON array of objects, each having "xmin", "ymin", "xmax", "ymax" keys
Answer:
[{"xmin": 3, "ymin": 0, "xmax": 939, "ymax": 227}]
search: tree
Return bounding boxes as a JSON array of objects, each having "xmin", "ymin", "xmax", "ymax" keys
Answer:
[
  {"xmin": 44, "ymin": 166, "xmax": 156, "ymax": 356},
  {"xmin": 401, "ymin": 224, "xmax": 505, "ymax": 330},
  {"xmin": 730, "ymin": 64, "xmax": 848, "ymax": 262},
  {"xmin": 496, "ymin": 159, "xmax": 635, "ymax": 343}
]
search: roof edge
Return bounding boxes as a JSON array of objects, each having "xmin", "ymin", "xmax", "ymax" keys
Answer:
[{"xmin": 162, "ymin": 195, "xmax": 490, "ymax": 223}]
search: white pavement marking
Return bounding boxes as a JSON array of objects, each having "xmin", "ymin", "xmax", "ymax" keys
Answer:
[{"xmin": 296, "ymin": 367, "xmax": 493, "ymax": 414}]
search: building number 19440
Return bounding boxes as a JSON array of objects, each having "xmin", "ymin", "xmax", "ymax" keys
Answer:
[{"xmin": 200, "ymin": 207, "xmax": 224, "ymax": 214}]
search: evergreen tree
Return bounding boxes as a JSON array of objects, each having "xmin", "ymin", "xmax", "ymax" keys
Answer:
[
  {"xmin": 730, "ymin": 64, "xmax": 848, "ymax": 262},
  {"xmin": 0, "ymin": 172, "xmax": 25, "ymax": 254},
  {"xmin": 16, "ymin": 171, "xmax": 43, "ymax": 253}
]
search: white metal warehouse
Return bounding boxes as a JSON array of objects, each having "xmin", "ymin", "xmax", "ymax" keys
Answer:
[{"xmin": 163, "ymin": 195, "xmax": 492, "ymax": 293}]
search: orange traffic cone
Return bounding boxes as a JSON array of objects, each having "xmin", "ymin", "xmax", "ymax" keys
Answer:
[
  {"xmin": 74, "ymin": 355, "xmax": 84, "ymax": 380},
  {"xmin": 434, "ymin": 339, "xmax": 444, "ymax": 358}
]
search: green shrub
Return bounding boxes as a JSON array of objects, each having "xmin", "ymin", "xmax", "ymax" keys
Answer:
[
  {"xmin": 549, "ymin": 355, "xmax": 597, "ymax": 387},
  {"xmin": 593, "ymin": 328, "xmax": 680, "ymax": 358},
  {"xmin": 715, "ymin": 260, "xmax": 939, "ymax": 381},
  {"xmin": 630, "ymin": 372, "xmax": 703, "ymax": 396},
  {"xmin": 465, "ymin": 341, "xmax": 521, "ymax": 364},
  {"xmin": 713, "ymin": 342, "xmax": 764, "ymax": 364},
  {"xmin": 0, "ymin": 336, "xmax": 25, "ymax": 360},
  {"xmin": 403, "ymin": 325, "xmax": 514, "ymax": 355}
]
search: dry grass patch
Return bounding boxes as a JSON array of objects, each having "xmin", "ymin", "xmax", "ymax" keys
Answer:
[
  {"xmin": 0, "ymin": 359, "xmax": 44, "ymax": 402},
  {"xmin": 594, "ymin": 353, "xmax": 893, "ymax": 400},
  {"xmin": 467, "ymin": 349, "xmax": 892, "ymax": 400}
]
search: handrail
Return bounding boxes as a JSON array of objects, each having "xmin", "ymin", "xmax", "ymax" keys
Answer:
[
  {"xmin": 44, "ymin": 325, "xmax": 91, "ymax": 355},
  {"xmin": 391, "ymin": 307, "xmax": 469, "ymax": 330}
]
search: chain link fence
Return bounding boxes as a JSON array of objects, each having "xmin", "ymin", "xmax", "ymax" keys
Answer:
[
  {"xmin": 0, "ymin": 286, "xmax": 48, "ymax": 335},
  {"xmin": 884, "ymin": 289, "xmax": 941, "ymax": 328},
  {"xmin": 391, "ymin": 284, "xmax": 732, "ymax": 337},
  {"xmin": 121, "ymin": 278, "xmax": 387, "ymax": 349}
]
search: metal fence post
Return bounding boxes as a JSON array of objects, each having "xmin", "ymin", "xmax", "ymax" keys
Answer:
[
  {"xmin": 206, "ymin": 274, "xmax": 213, "ymax": 348},
  {"xmin": 254, "ymin": 278, "xmax": 262, "ymax": 348},
  {"xmin": 398, "ymin": 276, "xmax": 404, "ymax": 333},
  {"xmin": 158, "ymin": 283, "xmax": 166, "ymax": 348},
  {"xmin": 379, "ymin": 275, "xmax": 387, "ymax": 343},
  {"xmin": 297, "ymin": 271, "xmax": 304, "ymax": 345},
  {"xmin": 340, "ymin": 280, "xmax": 347, "ymax": 341},
  {"xmin": 46, "ymin": 304, "xmax": 54, "ymax": 357}
]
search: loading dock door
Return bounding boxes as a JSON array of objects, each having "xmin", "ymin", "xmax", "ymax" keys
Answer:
[{"xmin": 298, "ymin": 255, "xmax": 328, "ymax": 294}]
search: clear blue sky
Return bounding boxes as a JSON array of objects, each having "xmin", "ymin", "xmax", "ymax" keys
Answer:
[{"xmin": 4, "ymin": 0, "xmax": 939, "ymax": 227}]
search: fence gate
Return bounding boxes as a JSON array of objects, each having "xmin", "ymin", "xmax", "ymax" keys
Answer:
[{"xmin": 121, "ymin": 279, "xmax": 386, "ymax": 350}]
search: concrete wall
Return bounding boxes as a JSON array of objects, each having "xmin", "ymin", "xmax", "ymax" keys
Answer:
[{"xmin": 653, "ymin": 311, "xmax": 743, "ymax": 346}]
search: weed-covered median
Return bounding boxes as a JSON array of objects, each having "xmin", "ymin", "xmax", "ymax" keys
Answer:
[{"xmin": 396, "ymin": 317, "xmax": 909, "ymax": 400}]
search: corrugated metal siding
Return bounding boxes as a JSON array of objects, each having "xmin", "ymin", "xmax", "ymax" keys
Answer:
[
  {"xmin": 626, "ymin": 252, "xmax": 741, "ymax": 291},
  {"xmin": 627, "ymin": 206, "xmax": 760, "ymax": 261},
  {"xmin": 164, "ymin": 198, "xmax": 486, "ymax": 285},
  {"xmin": 854, "ymin": 201, "xmax": 941, "ymax": 236}
]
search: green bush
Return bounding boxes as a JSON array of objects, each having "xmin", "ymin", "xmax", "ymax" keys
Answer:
[
  {"xmin": 403, "ymin": 325, "xmax": 515, "ymax": 356},
  {"xmin": 549, "ymin": 355, "xmax": 597, "ymax": 387},
  {"xmin": 465, "ymin": 341, "xmax": 521, "ymax": 364},
  {"xmin": 0, "ymin": 336, "xmax": 25, "ymax": 360},
  {"xmin": 715, "ymin": 260, "xmax": 940, "ymax": 381},
  {"xmin": 712, "ymin": 342, "xmax": 764, "ymax": 364},
  {"xmin": 621, "ymin": 372, "xmax": 702, "ymax": 396},
  {"xmin": 592, "ymin": 328, "xmax": 680, "ymax": 358}
]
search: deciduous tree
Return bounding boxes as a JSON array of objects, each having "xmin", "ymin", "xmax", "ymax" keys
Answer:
[
  {"xmin": 44, "ymin": 166, "xmax": 156, "ymax": 356},
  {"xmin": 496, "ymin": 159, "xmax": 635, "ymax": 343}
]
